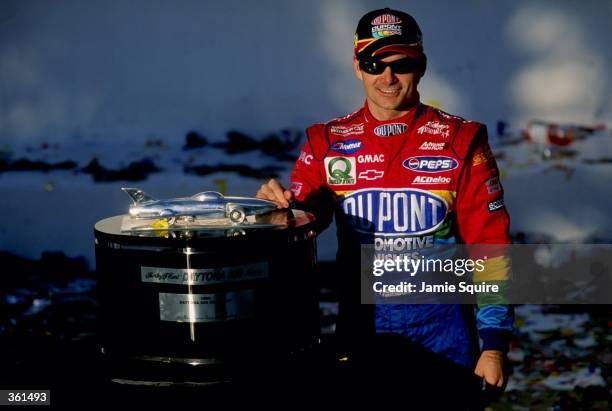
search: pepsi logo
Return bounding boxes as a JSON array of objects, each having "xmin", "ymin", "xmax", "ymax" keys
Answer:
[{"xmin": 403, "ymin": 156, "xmax": 458, "ymax": 173}]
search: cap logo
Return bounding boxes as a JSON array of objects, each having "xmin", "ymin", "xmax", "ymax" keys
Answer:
[
  {"xmin": 371, "ymin": 14, "xmax": 402, "ymax": 25},
  {"xmin": 371, "ymin": 14, "xmax": 402, "ymax": 39}
]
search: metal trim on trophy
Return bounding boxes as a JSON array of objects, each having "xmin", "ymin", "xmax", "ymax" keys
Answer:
[{"xmin": 94, "ymin": 188, "xmax": 319, "ymax": 384}]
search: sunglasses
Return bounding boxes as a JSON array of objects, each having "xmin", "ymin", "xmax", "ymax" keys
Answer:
[{"xmin": 358, "ymin": 58, "xmax": 420, "ymax": 75}]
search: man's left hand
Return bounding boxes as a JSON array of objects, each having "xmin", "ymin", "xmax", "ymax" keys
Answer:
[{"xmin": 474, "ymin": 350, "xmax": 505, "ymax": 387}]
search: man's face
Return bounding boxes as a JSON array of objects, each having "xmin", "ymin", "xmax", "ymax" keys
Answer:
[{"xmin": 353, "ymin": 53, "xmax": 421, "ymax": 118}]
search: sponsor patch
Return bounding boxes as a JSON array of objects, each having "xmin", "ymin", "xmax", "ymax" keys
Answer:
[
  {"xmin": 290, "ymin": 182, "xmax": 303, "ymax": 197},
  {"xmin": 358, "ymin": 170, "xmax": 384, "ymax": 180},
  {"xmin": 374, "ymin": 235, "xmax": 434, "ymax": 251},
  {"xmin": 329, "ymin": 123, "xmax": 364, "ymax": 136},
  {"xmin": 324, "ymin": 157, "xmax": 356, "ymax": 185},
  {"xmin": 371, "ymin": 14, "xmax": 402, "ymax": 39},
  {"xmin": 298, "ymin": 151, "xmax": 313, "ymax": 165},
  {"xmin": 371, "ymin": 14, "xmax": 402, "ymax": 25},
  {"xmin": 412, "ymin": 175, "xmax": 451, "ymax": 185},
  {"xmin": 485, "ymin": 176, "xmax": 501, "ymax": 194},
  {"xmin": 488, "ymin": 198, "xmax": 505, "ymax": 212},
  {"xmin": 340, "ymin": 188, "xmax": 448, "ymax": 235},
  {"xmin": 374, "ymin": 123, "xmax": 408, "ymax": 137},
  {"xmin": 438, "ymin": 111, "xmax": 462, "ymax": 121},
  {"xmin": 472, "ymin": 146, "xmax": 494, "ymax": 167},
  {"xmin": 331, "ymin": 139, "xmax": 363, "ymax": 154},
  {"xmin": 403, "ymin": 156, "xmax": 458, "ymax": 173},
  {"xmin": 417, "ymin": 121, "xmax": 450, "ymax": 138},
  {"xmin": 357, "ymin": 154, "xmax": 385, "ymax": 163},
  {"xmin": 419, "ymin": 141, "xmax": 447, "ymax": 151}
]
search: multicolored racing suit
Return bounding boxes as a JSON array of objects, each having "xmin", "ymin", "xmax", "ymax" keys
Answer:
[{"xmin": 289, "ymin": 100, "xmax": 513, "ymax": 369}]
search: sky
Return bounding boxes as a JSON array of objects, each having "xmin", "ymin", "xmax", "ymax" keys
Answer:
[{"xmin": 1, "ymin": 0, "xmax": 611, "ymax": 145}]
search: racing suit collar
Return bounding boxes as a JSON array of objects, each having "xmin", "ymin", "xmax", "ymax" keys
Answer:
[{"xmin": 363, "ymin": 99, "xmax": 421, "ymax": 137}]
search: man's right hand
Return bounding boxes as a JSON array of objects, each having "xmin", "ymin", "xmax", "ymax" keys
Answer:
[{"xmin": 256, "ymin": 178, "xmax": 295, "ymax": 208}]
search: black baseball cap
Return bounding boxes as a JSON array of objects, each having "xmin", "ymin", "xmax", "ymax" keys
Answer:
[{"xmin": 354, "ymin": 8, "xmax": 425, "ymax": 62}]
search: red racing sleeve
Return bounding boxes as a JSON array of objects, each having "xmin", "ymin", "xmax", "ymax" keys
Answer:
[
  {"xmin": 455, "ymin": 124, "xmax": 514, "ymax": 353},
  {"xmin": 289, "ymin": 124, "xmax": 335, "ymax": 232},
  {"xmin": 456, "ymin": 125, "xmax": 511, "ymax": 244},
  {"xmin": 289, "ymin": 125, "xmax": 325, "ymax": 203}
]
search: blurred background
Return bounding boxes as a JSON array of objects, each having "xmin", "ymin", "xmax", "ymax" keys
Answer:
[{"xmin": 1, "ymin": 1, "xmax": 611, "ymax": 409}]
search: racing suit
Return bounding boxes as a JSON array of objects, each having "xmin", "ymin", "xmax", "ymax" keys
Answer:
[{"xmin": 289, "ymin": 100, "xmax": 513, "ymax": 369}]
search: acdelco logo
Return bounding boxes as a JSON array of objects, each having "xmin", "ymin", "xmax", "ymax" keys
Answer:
[
  {"xmin": 412, "ymin": 176, "xmax": 451, "ymax": 185},
  {"xmin": 403, "ymin": 156, "xmax": 458, "ymax": 173}
]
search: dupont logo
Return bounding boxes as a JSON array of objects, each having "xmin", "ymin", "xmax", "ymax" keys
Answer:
[
  {"xmin": 371, "ymin": 14, "xmax": 402, "ymax": 25},
  {"xmin": 331, "ymin": 139, "xmax": 363, "ymax": 154},
  {"xmin": 403, "ymin": 156, "xmax": 458, "ymax": 173},
  {"xmin": 374, "ymin": 123, "xmax": 408, "ymax": 137},
  {"xmin": 340, "ymin": 188, "xmax": 448, "ymax": 235}
]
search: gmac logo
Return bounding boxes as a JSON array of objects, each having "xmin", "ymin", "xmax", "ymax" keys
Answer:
[
  {"xmin": 403, "ymin": 156, "xmax": 458, "ymax": 173},
  {"xmin": 340, "ymin": 188, "xmax": 448, "ymax": 235},
  {"xmin": 331, "ymin": 139, "xmax": 363, "ymax": 154},
  {"xmin": 298, "ymin": 151, "xmax": 313, "ymax": 165},
  {"xmin": 324, "ymin": 157, "xmax": 356, "ymax": 185}
]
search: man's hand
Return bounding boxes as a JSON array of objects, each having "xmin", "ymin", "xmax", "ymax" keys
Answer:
[
  {"xmin": 256, "ymin": 178, "xmax": 294, "ymax": 208},
  {"xmin": 474, "ymin": 350, "xmax": 505, "ymax": 388}
]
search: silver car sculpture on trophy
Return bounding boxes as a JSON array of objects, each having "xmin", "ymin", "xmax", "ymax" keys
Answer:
[{"xmin": 122, "ymin": 188, "xmax": 277, "ymax": 225}]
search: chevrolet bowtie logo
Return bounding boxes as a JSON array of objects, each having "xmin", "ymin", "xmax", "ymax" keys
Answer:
[{"xmin": 358, "ymin": 170, "xmax": 384, "ymax": 180}]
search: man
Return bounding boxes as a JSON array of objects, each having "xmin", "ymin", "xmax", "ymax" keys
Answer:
[{"xmin": 257, "ymin": 8, "xmax": 512, "ymax": 405}]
